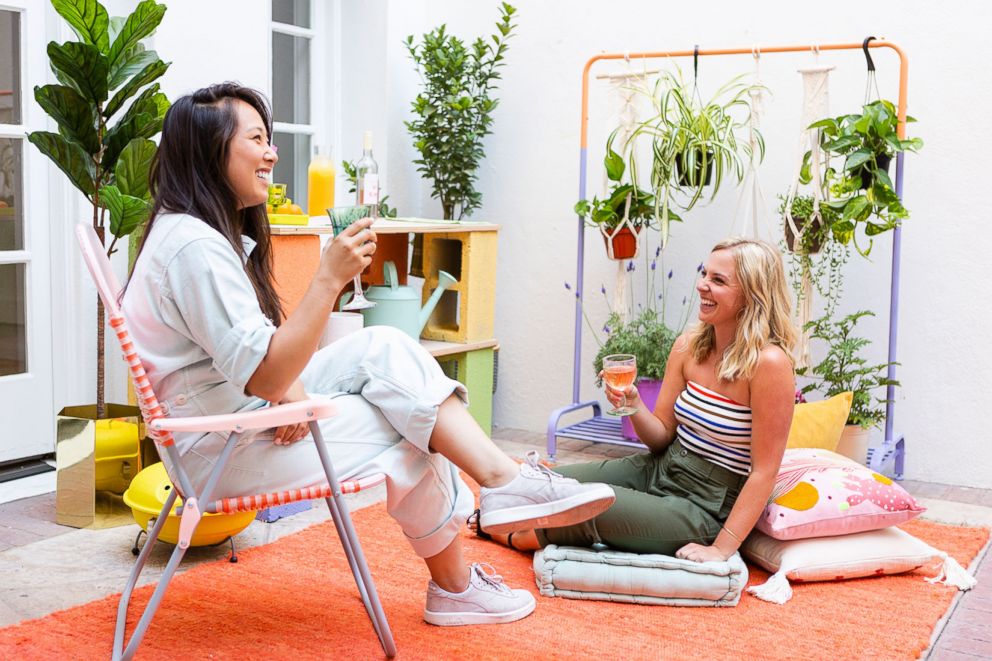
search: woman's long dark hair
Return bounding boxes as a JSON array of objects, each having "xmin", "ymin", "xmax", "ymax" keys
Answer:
[{"xmin": 130, "ymin": 82, "xmax": 284, "ymax": 323}]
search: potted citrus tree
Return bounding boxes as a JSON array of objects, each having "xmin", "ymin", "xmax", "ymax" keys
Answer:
[
  {"xmin": 797, "ymin": 311, "xmax": 899, "ymax": 463},
  {"xmin": 27, "ymin": 0, "xmax": 169, "ymax": 526}
]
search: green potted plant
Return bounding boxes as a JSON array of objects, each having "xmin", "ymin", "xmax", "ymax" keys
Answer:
[
  {"xmin": 779, "ymin": 193, "xmax": 849, "ymax": 318},
  {"xmin": 29, "ymin": 0, "xmax": 169, "ymax": 417},
  {"xmin": 574, "ymin": 135, "xmax": 655, "ymax": 260},
  {"xmin": 593, "ymin": 308, "xmax": 676, "ymax": 439},
  {"xmin": 805, "ymin": 99, "xmax": 923, "ymax": 256},
  {"xmin": 403, "ymin": 2, "xmax": 516, "ymax": 275},
  {"xmin": 27, "ymin": 0, "xmax": 169, "ymax": 526},
  {"xmin": 625, "ymin": 67, "xmax": 762, "ymax": 244},
  {"xmin": 797, "ymin": 311, "xmax": 899, "ymax": 462}
]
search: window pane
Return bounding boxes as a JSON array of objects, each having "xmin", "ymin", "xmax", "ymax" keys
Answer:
[
  {"xmin": 272, "ymin": 131, "xmax": 311, "ymax": 215},
  {"xmin": 0, "ymin": 10, "xmax": 21, "ymax": 124},
  {"xmin": 272, "ymin": 32, "xmax": 310, "ymax": 124},
  {"xmin": 0, "ymin": 138, "xmax": 23, "ymax": 251},
  {"xmin": 272, "ymin": 0, "xmax": 310, "ymax": 28},
  {"xmin": 0, "ymin": 263, "xmax": 27, "ymax": 377}
]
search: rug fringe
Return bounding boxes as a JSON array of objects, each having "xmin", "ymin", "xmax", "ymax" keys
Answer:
[
  {"xmin": 925, "ymin": 552, "xmax": 978, "ymax": 591},
  {"xmin": 746, "ymin": 571, "xmax": 793, "ymax": 604}
]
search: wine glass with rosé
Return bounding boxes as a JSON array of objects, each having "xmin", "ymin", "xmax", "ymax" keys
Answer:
[{"xmin": 603, "ymin": 354, "xmax": 638, "ymax": 416}]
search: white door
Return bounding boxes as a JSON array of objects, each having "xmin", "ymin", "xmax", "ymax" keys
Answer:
[{"xmin": 0, "ymin": 2, "xmax": 54, "ymax": 463}]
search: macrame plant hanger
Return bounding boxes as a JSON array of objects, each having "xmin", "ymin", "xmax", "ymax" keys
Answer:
[
  {"xmin": 730, "ymin": 47, "xmax": 774, "ymax": 242},
  {"xmin": 783, "ymin": 47, "xmax": 834, "ymax": 368},
  {"xmin": 596, "ymin": 54, "xmax": 658, "ymax": 321}
]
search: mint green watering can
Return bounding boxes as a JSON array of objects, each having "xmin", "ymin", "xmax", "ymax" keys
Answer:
[{"xmin": 343, "ymin": 261, "xmax": 457, "ymax": 339}]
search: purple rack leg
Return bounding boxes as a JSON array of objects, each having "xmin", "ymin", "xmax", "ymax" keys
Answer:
[{"xmin": 868, "ymin": 150, "xmax": 906, "ymax": 480}]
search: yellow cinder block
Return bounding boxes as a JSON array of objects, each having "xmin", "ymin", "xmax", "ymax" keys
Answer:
[{"xmin": 420, "ymin": 230, "xmax": 498, "ymax": 343}]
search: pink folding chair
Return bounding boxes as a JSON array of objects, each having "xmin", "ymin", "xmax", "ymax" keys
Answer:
[{"xmin": 75, "ymin": 223, "xmax": 397, "ymax": 660}]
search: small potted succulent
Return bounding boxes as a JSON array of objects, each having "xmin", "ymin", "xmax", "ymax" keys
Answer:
[
  {"xmin": 779, "ymin": 193, "xmax": 849, "ymax": 318},
  {"xmin": 797, "ymin": 310, "xmax": 899, "ymax": 462}
]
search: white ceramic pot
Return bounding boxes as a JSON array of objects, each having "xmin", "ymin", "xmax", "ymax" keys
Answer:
[{"xmin": 835, "ymin": 424, "xmax": 871, "ymax": 464}]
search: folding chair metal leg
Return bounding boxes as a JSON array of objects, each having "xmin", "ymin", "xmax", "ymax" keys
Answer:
[
  {"xmin": 113, "ymin": 488, "xmax": 177, "ymax": 661},
  {"xmin": 310, "ymin": 422, "xmax": 397, "ymax": 658}
]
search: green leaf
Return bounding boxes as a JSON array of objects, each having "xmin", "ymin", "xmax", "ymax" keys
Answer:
[
  {"xmin": 107, "ymin": 0, "xmax": 166, "ymax": 73},
  {"xmin": 47, "ymin": 41, "xmax": 108, "ymax": 104},
  {"xmin": 115, "ymin": 138, "xmax": 156, "ymax": 200},
  {"xmin": 102, "ymin": 111, "xmax": 158, "ymax": 175},
  {"xmin": 100, "ymin": 184, "xmax": 151, "ymax": 238},
  {"xmin": 844, "ymin": 149, "xmax": 872, "ymax": 171},
  {"xmin": 604, "ymin": 148, "xmax": 625, "ymax": 182},
  {"xmin": 842, "ymin": 195, "xmax": 870, "ymax": 222},
  {"xmin": 874, "ymin": 167, "xmax": 893, "ymax": 190},
  {"xmin": 52, "ymin": 0, "xmax": 110, "ymax": 52},
  {"xmin": 108, "ymin": 45, "xmax": 160, "ymax": 90},
  {"xmin": 26, "ymin": 131, "xmax": 95, "ymax": 197},
  {"xmin": 119, "ymin": 83, "xmax": 169, "ymax": 127},
  {"xmin": 864, "ymin": 221, "xmax": 890, "ymax": 236},
  {"xmin": 33, "ymin": 85, "xmax": 100, "ymax": 154},
  {"xmin": 104, "ymin": 59, "xmax": 169, "ymax": 118}
]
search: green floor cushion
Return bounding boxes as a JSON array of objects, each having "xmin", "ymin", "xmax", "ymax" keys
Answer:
[{"xmin": 533, "ymin": 544, "xmax": 748, "ymax": 607}]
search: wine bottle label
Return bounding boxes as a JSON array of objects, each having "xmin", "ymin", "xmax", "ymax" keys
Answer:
[{"xmin": 360, "ymin": 174, "xmax": 379, "ymax": 204}]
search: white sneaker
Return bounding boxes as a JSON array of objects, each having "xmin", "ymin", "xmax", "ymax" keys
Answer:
[
  {"xmin": 424, "ymin": 563, "xmax": 536, "ymax": 626},
  {"xmin": 478, "ymin": 451, "xmax": 615, "ymax": 535}
]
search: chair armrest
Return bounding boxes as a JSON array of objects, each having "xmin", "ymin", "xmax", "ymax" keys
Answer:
[{"xmin": 150, "ymin": 398, "xmax": 337, "ymax": 434}]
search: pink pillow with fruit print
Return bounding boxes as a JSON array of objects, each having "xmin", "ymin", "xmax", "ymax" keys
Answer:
[{"xmin": 756, "ymin": 448, "xmax": 925, "ymax": 541}]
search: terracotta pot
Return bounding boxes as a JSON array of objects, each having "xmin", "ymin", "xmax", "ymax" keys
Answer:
[
  {"xmin": 835, "ymin": 424, "xmax": 871, "ymax": 464},
  {"xmin": 784, "ymin": 214, "xmax": 825, "ymax": 254},
  {"xmin": 602, "ymin": 225, "xmax": 640, "ymax": 260},
  {"xmin": 621, "ymin": 378, "xmax": 662, "ymax": 441}
]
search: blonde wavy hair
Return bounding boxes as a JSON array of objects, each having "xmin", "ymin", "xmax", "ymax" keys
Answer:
[{"xmin": 687, "ymin": 237, "xmax": 798, "ymax": 382}]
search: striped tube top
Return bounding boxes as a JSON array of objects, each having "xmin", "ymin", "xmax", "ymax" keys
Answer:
[{"xmin": 674, "ymin": 381, "xmax": 753, "ymax": 475}]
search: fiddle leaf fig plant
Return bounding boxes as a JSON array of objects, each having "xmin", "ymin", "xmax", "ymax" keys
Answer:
[
  {"xmin": 803, "ymin": 99, "xmax": 923, "ymax": 256},
  {"xmin": 27, "ymin": 0, "xmax": 170, "ymax": 416}
]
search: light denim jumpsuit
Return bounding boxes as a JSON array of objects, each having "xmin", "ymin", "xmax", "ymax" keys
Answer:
[{"xmin": 122, "ymin": 213, "xmax": 473, "ymax": 558}]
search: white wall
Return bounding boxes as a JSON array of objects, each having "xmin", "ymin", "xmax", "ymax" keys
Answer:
[
  {"xmin": 44, "ymin": 0, "xmax": 992, "ymax": 488},
  {"xmin": 375, "ymin": 0, "xmax": 992, "ymax": 488}
]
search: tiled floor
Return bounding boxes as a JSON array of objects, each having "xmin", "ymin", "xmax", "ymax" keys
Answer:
[{"xmin": 0, "ymin": 428, "xmax": 989, "ymax": 659}]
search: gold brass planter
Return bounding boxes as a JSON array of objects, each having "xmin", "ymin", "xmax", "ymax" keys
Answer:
[{"xmin": 55, "ymin": 404, "xmax": 155, "ymax": 529}]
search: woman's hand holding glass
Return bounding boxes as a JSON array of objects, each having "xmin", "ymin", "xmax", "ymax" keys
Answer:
[
  {"xmin": 600, "ymin": 354, "xmax": 639, "ymax": 416},
  {"xmin": 318, "ymin": 216, "xmax": 377, "ymax": 295}
]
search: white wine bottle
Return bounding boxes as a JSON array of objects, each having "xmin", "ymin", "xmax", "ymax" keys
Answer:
[{"xmin": 355, "ymin": 130, "xmax": 380, "ymax": 219}]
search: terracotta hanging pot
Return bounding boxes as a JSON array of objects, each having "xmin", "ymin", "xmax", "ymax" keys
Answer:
[{"xmin": 601, "ymin": 225, "xmax": 641, "ymax": 260}]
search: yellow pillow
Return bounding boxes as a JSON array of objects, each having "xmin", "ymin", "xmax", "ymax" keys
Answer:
[{"xmin": 785, "ymin": 392, "xmax": 853, "ymax": 451}]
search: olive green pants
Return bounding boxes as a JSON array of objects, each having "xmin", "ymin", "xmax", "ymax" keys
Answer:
[{"xmin": 536, "ymin": 438, "xmax": 749, "ymax": 555}]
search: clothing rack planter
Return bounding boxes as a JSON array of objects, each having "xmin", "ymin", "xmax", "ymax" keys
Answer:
[{"xmin": 547, "ymin": 40, "xmax": 909, "ymax": 480}]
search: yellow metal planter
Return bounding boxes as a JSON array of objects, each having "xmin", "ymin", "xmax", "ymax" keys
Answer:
[{"xmin": 123, "ymin": 463, "xmax": 255, "ymax": 547}]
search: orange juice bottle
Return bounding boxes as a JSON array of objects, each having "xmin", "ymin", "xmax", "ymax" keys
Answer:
[{"xmin": 307, "ymin": 145, "xmax": 335, "ymax": 218}]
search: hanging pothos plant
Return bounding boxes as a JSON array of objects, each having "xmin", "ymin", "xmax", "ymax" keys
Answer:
[{"xmin": 803, "ymin": 99, "xmax": 923, "ymax": 256}]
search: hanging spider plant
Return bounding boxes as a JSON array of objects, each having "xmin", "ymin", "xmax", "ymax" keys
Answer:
[{"xmin": 624, "ymin": 66, "xmax": 764, "ymax": 245}]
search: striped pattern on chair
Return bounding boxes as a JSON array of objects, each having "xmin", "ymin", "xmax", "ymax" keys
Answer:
[
  {"xmin": 209, "ymin": 475, "xmax": 387, "ymax": 514},
  {"xmin": 109, "ymin": 315, "xmax": 175, "ymax": 448}
]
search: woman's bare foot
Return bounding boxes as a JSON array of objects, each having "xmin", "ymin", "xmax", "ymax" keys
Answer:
[{"xmin": 467, "ymin": 510, "xmax": 540, "ymax": 551}]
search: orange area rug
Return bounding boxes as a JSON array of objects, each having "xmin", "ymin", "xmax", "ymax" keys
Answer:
[{"xmin": 0, "ymin": 508, "xmax": 986, "ymax": 660}]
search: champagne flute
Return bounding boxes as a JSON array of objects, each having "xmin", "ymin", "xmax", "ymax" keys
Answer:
[
  {"xmin": 603, "ymin": 354, "xmax": 638, "ymax": 416},
  {"xmin": 327, "ymin": 205, "xmax": 376, "ymax": 310}
]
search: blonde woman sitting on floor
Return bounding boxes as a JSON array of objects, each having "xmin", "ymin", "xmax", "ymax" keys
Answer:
[{"xmin": 472, "ymin": 238, "xmax": 797, "ymax": 563}]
